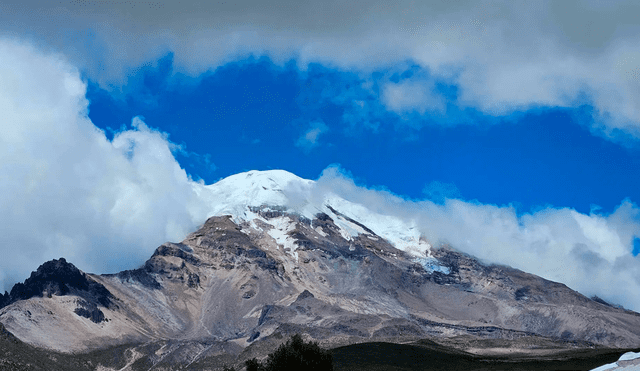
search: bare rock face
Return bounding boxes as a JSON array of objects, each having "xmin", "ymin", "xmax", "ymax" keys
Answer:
[
  {"xmin": 0, "ymin": 258, "xmax": 114, "ymax": 326},
  {"xmin": 0, "ymin": 258, "xmax": 113, "ymax": 307},
  {"xmin": 1, "ymin": 170, "xmax": 640, "ymax": 365}
]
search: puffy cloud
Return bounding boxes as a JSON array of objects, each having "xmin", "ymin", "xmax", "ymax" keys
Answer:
[
  {"xmin": 2, "ymin": 1, "xmax": 640, "ymax": 139},
  {"xmin": 315, "ymin": 167, "xmax": 640, "ymax": 311},
  {"xmin": 0, "ymin": 38, "xmax": 210, "ymax": 291}
]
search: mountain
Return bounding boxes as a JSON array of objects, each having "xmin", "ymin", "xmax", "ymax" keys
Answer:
[{"xmin": 1, "ymin": 170, "xmax": 639, "ymax": 370}]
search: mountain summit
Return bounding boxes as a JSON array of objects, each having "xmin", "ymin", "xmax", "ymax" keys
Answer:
[
  {"xmin": 1, "ymin": 170, "xmax": 639, "ymax": 369},
  {"xmin": 199, "ymin": 170, "xmax": 434, "ymax": 255}
]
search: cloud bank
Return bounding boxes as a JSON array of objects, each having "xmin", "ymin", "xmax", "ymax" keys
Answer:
[
  {"xmin": 0, "ymin": 38, "xmax": 210, "ymax": 291},
  {"xmin": 2, "ymin": 1, "xmax": 640, "ymax": 140},
  {"xmin": 314, "ymin": 167, "xmax": 640, "ymax": 311}
]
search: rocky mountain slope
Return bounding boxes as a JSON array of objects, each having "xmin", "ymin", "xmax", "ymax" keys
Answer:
[{"xmin": 1, "ymin": 170, "xmax": 639, "ymax": 369}]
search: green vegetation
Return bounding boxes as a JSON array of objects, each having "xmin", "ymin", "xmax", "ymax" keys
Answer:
[{"xmin": 243, "ymin": 334, "xmax": 333, "ymax": 371}]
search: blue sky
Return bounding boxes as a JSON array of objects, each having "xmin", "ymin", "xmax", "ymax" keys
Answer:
[
  {"xmin": 2, "ymin": 0, "xmax": 640, "ymax": 310},
  {"xmin": 87, "ymin": 54, "xmax": 639, "ymax": 215}
]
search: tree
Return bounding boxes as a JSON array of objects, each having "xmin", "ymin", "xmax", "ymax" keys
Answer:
[
  {"xmin": 244, "ymin": 334, "xmax": 333, "ymax": 371},
  {"xmin": 245, "ymin": 358, "xmax": 261, "ymax": 371}
]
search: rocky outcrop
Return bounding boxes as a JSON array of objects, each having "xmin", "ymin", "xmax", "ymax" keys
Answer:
[{"xmin": 0, "ymin": 258, "xmax": 114, "ymax": 324}]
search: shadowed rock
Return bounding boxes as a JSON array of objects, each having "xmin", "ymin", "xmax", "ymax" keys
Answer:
[
  {"xmin": 0, "ymin": 258, "xmax": 113, "ymax": 310},
  {"xmin": 296, "ymin": 290, "xmax": 315, "ymax": 301}
]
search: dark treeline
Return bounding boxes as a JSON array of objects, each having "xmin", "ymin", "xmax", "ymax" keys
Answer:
[{"xmin": 224, "ymin": 334, "xmax": 333, "ymax": 371}]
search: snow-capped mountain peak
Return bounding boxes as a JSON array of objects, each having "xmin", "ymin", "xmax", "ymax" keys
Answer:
[
  {"xmin": 195, "ymin": 169, "xmax": 433, "ymax": 258},
  {"xmin": 197, "ymin": 169, "xmax": 315, "ymax": 221}
]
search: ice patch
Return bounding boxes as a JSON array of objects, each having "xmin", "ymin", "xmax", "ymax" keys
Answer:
[
  {"xmin": 618, "ymin": 352, "xmax": 640, "ymax": 362},
  {"xmin": 333, "ymin": 220, "xmax": 355, "ymax": 241},
  {"xmin": 414, "ymin": 257, "xmax": 450, "ymax": 274},
  {"xmin": 328, "ymin": 212, "xmax": 369, "ymax": 239},
  {"xmin": 265, "ymin": 216, "xmax": 299, "ymax": 261},
  {"xmin": 323, "ymin": 195, "xmax": 432, "ymax": 256}
]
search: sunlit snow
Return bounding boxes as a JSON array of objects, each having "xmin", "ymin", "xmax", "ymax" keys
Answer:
[{"xmin": 196, "ymin": 169, "xmax": 446, "ymax": 269}]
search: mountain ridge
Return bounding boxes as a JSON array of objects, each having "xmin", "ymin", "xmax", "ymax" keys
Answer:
[{"xmin": 1, "ymin": 169, "xmax": 639, "ymax": 370}]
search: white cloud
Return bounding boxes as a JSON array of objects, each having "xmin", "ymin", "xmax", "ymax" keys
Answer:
[
  {"xmin": 296, "ymin": 121, "xmax": 329, "ymax": 152},
  {"xmin": 315, "ymin": 167, "xmax": 640, "ymax": 311},
  {"xmin": 2, "ymin": 1, "xmax": 640, "ymax": 139},
  {"xmin": 0, "ymin": 38, "xmax": 211, "ymax": 292},
  {"xmin": 381, "ymin": 78, "xmax": 446, "ymax": 115}
]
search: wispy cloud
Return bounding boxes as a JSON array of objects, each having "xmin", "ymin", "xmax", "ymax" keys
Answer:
[
  {"xmin": 382, "ymin": 78, "xmax": 446, "ymax": 116},
  {"xmin": 296, "ymin": 121, "xmax": 329, "ymax": 152},
  {"xmin": 172, "ymin": 143, "xmax": 218, "ymax": 179}
]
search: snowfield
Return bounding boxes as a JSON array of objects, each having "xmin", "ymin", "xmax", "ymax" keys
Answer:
[{"xmin": 195, "ymin": 169, "xmax": 436, "ymax": 260}]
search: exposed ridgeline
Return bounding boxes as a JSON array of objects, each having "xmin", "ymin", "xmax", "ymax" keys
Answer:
[
  {"xmin": 0, "ymin": 258, "xmax": 114, "ymax": 323},
  {"xmin": 0, "ymin": 170, "xmax": 639, "ymax": 370}
]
